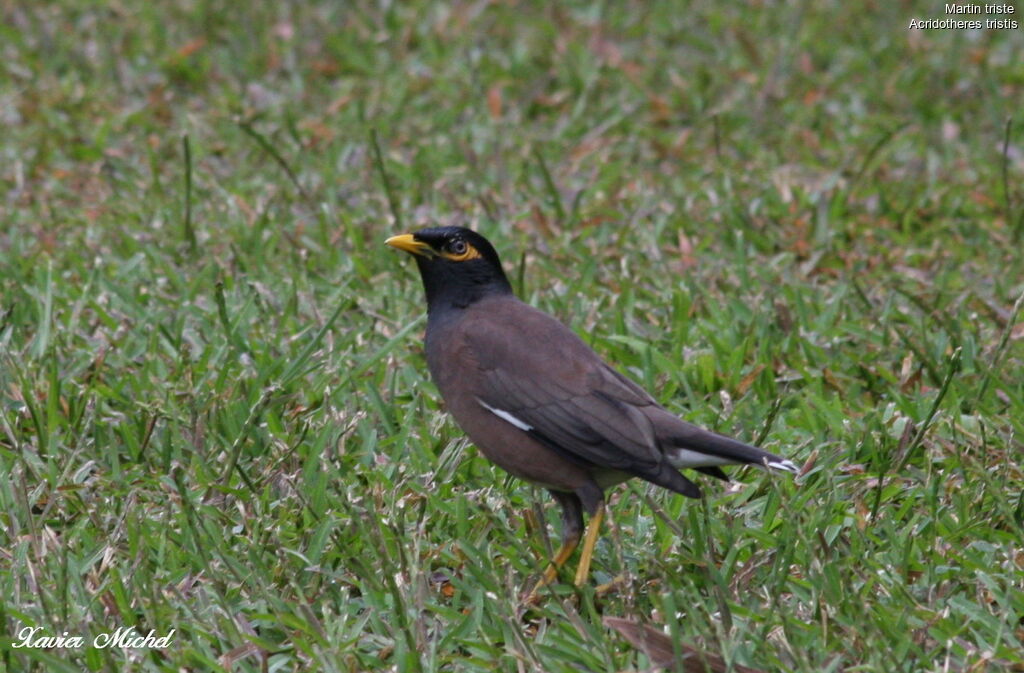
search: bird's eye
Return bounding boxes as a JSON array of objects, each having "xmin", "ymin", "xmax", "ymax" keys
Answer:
[{"xmin": 449, "ymin": 240, "xmax": 468, "ymax": 255}]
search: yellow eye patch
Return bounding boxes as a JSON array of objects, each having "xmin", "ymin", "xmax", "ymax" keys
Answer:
[{"xmin": 441, "ymin": 244, "xmax": 482, "ymax": 262}]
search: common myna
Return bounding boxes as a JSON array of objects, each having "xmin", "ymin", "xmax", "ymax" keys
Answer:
[{"xmin": 386, "ymin": 227, "xmax": 798, "ymax": 598}]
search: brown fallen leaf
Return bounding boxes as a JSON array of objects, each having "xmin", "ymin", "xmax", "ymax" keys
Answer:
[
  {"xmin": 735, "ymin": 364, "xmax": 765, "ymax": 396},
  {"xmin": 676, "ymin": 231, "xmax": 697, "ymax": 270},
  {"xmin": 798, "ymin": 448, "xmax": 818, "ymax": 477},
  {"xmin": 603, "ymin": 617, "xmax": 765, "ymax": 673},
  {"xmin": 487, "ymin": 85, "xmax": 503, "ymax": 119},
  {"xmin": 173, "ymin": 37, "xmax": 207, "ymax": 60}
]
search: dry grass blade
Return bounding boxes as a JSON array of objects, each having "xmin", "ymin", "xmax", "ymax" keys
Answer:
[
  {"xmin": 603, "ymin": 617, "xmax": 765, "ymax": 673},
  {"xmin": 218, "ymin": 642, "xmax": 269, "ymax": 672}
]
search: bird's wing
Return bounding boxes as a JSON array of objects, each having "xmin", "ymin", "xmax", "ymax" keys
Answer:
[{"xmin": 461, "ymin": 302, "xmax": 666, "ymax": 475}]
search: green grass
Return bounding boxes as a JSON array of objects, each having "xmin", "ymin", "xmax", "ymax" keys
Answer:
[{"xmin": 2, "ymin": 1, "xmax": 1023, "ymax": 671}]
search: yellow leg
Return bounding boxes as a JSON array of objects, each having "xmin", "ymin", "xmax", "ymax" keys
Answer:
[
  {"xmin": 526, "ymin": 533, "xmax": 580, "ymax": 603},
  {"xmin": 573, "ymin": 503, "xmax": 604, "ymax": 587},
  {"xmin": 541, "ymin": 535, "xmax": 580, "ymax": 585},
  {"xmin": 595, "ymin": 573, "xmax": 626, "ymax": 597}
]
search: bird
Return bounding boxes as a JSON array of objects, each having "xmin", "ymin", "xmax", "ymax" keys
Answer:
[{"xmin": 386, "ymin": 226, "xmax": 798, "ymax": 600}]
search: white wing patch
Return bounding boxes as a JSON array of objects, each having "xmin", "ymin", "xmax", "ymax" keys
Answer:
[
  {"xmin": 668, "ymin": 449, "xmax": 737, "ymax": 469},
  {"xmin": 477, "ymin": 398, "xmax": 533, "ymax": 432}
]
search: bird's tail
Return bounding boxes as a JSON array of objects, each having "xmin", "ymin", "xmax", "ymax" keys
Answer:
[
  {"xmin": 648, "ymin": 408, "xmax": 799, "ymax": 473},
  {"xmin": 669, "ymin": 426, "xmax": 799, "ymax": 473}
]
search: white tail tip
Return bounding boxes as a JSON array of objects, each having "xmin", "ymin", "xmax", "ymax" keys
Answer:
[{"xmin": 766, "ymin": 459, "xmax": 799, "ymax": 474}]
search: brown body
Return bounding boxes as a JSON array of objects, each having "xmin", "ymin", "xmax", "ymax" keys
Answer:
[
  {"xmin": 427, "ymin": 295, "xmax": 631, "ymax": 497},
  {"xmin": 387, "ymin": 227, "xmax": 798, "ymax": 598}
]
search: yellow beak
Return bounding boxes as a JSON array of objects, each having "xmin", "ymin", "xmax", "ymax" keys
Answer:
[{"xmin": 385, "ymin": 234, "xmax": 435, "ymax": 257}]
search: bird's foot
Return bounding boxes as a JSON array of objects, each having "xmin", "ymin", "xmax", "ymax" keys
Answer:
[{"xmin": 595, "ymin": 573, "xmax": 627, "ymax": 597}]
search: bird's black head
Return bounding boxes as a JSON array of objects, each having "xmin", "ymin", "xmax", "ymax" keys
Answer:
[{"xmin": 386, "ymin": 226, "xmax": 514, "ymax": 314}]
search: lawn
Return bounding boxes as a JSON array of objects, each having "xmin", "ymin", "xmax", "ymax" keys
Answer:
[{"xmin": 1, "ymin": 1, "xmax": 1022, "ymax": 671}]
